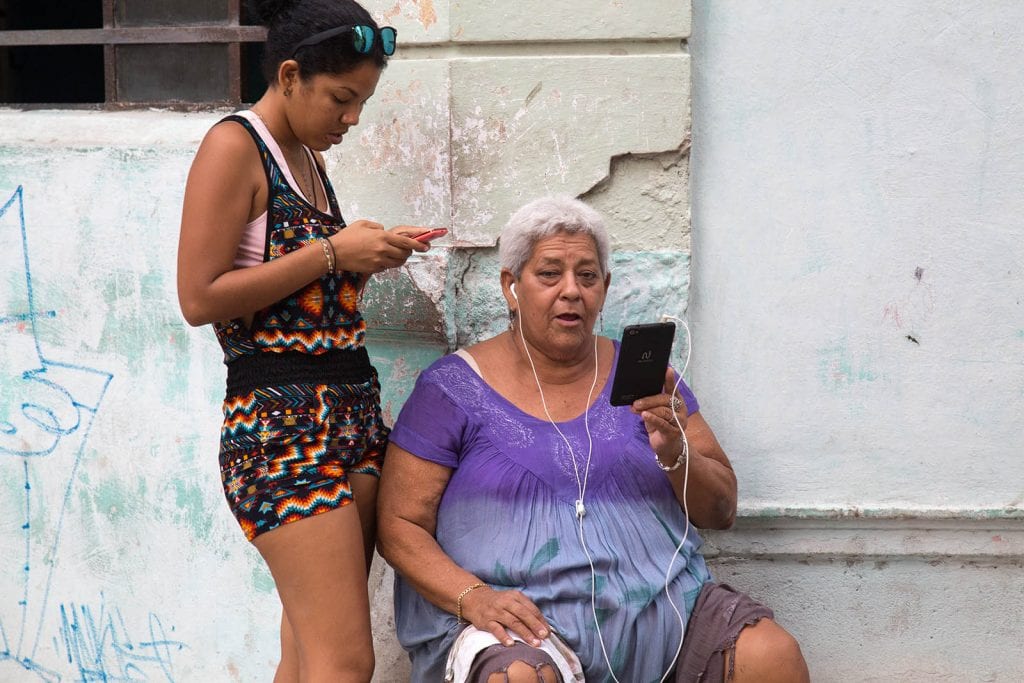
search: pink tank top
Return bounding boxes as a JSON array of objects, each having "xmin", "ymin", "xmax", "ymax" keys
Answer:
[{"xmin": 233, "ymin": 110, "xmax": 331, "ymax": 267}]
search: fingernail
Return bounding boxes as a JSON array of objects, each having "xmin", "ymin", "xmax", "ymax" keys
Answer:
[
  {"xmin": 539, "ymin": 629, "xmax": 548, "ymax": 638},
  {"xmin": 532, "ymin": 639, "xmax": 540, "ymax": 646},
  {"xmin": 505, "ymin": 639, "xmax": 514, "ymax": 647}
]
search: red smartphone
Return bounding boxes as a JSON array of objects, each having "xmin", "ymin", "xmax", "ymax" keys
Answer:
[{"xmin": 413, "ymin": 228, "xmax": 448, "ymax": 243}]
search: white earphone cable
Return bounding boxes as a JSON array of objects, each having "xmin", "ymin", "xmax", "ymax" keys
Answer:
[
  {"xmin": 657, "ymin": 314, "xmax": 692, "ymax": 682},
  {"xmin": 514, "ymin": 295, "xmax": 694, "ymax": 682}
]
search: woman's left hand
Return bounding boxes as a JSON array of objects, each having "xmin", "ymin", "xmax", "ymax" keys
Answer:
[{"xmin": 631, "ymin": 369, "xmax": 688, "ymax": 468}]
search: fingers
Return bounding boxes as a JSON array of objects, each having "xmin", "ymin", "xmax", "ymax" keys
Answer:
[
  {"xmin": 464, "ymin": 588, "xmax": 550, "ymax": 647},
  {"xmin": 329, "ymin": 224, "xmax": 425, "ymax": 272},
  {"xmin": 390, "ymin": 224, "xmax": 441, "ymax": 238},
  {"xmin": 662, "ymin": 367, "xmax": 678, "ymax": 395},
  {"xmin": 640, "ymin": 407, "xmax": 684, "ymax": 438},
  {"xmin": 632, "ymin": 368, "xmax": 687, "ymax": 419},
  {"xmin": 383, "ymin": 230, "xmax": 429, "ymax": 253},
  {"xmin": 641, "ymin": 410, "xmax": 686, "ymax": 466}
]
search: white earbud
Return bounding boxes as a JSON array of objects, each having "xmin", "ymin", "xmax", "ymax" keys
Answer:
[{"xmin": 510, "ymin": 283, "xmax": 518, "ymax": 300}]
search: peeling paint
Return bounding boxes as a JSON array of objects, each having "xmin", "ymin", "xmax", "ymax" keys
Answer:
[{"xmin": 380, "ymin": 0, "xmax": 437, "ymax": 30}]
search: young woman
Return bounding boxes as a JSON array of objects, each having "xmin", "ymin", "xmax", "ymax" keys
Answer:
[{"xmin": 177, "ymin": 1, "xmax": 434, "ymax": 679}]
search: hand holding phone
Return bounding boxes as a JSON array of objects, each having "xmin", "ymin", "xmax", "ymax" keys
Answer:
[
  {"xmin": 608, "ymin": 322, "xmax": 676, "ymax": 406},
  {"xmin": 413, "ymin": 228, "xmax": 448, "ymax": 243}
]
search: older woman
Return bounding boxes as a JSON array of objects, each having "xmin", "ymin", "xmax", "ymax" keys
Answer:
[{"xmin": 378, "ymin": 197, "xmax": 809, "ymax": 682}]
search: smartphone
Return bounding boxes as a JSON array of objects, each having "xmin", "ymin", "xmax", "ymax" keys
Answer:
[
  {"xmin": 608, "ymin": 322, "xmax": 675, "ymax": 406},
  {"xmin": 413, "ymin": 228, "xmax": 448, "ymax": 243}
]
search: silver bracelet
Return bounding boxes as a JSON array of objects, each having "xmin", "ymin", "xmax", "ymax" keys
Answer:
[{"xmin": 656, "ymin": 435, "xmax": 688, "ymax": 472}]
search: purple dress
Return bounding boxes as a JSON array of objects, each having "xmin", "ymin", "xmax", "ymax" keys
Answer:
[{"xmin": 389, "ymin": 343, "xmax": 711, "ymax": 682}]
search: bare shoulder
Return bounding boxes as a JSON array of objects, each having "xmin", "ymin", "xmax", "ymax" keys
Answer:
[
  {"xmin": 194, "ymin": 118, "xmax": 261, "ymax": 169},
  {"xmin": 183, "ymin": 118, "xmax": 264, "ymax": 218}
]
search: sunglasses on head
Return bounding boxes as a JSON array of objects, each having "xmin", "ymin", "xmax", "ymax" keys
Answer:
[{"xmin": 291, "ymin": 24, "xmax": 397, "ymax": 58}]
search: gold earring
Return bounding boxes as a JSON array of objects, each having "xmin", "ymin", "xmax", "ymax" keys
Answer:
[{"xmin": 284, "ymin": 86, "xmax": 292, "ymax": 97}]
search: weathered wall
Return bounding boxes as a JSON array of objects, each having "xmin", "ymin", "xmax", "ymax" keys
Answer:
[
  {"xmin": 3, "ymin": 1, "xmax": 1020, "ymax": 681},
  {"xmin": 0, "ymin": 2, "xmax": 691, "ymax": 681},
  {"xmin": 691, "ymin": 1, "xmax": 1023, "ymax": 681}
]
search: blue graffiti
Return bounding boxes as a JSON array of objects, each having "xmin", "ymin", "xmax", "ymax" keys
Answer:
[
  {"xmin": 56, "ymin": 597, "xmax": 187, "ymax": 682},
  {"xmin": 0, "ymin": 186, "xmax": 185, "ymax": 681}
]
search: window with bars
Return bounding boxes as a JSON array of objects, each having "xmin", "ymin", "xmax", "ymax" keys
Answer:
[{"xmin": 0, "ymin": 0, "xmax": 269, "ymax": 106}]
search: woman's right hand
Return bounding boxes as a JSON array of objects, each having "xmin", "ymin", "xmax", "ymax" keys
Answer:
[
  {"xmin": 461, "ymin": 586, "xmax": 552, "ymax": 647},
  {"xmin": 329, "ymin": 219, "xmax": 429, "ymax": 273}
]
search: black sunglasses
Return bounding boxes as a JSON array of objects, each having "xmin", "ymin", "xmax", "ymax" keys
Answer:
[{"xmin": 291, "ymin": 24, "xmax": 397, "ymax": 58}]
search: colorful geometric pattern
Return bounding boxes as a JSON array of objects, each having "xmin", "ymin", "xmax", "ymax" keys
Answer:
[
  {"xmin": 219, "ymin": 377, "xmax": 389, "ymax": 541},
  {"xmin": 212, "ymin": 115, "xmax": 367, "ymax": 363}
]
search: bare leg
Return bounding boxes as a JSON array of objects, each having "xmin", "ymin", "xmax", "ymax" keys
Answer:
[
  {"xmin": 254, "ymin": 505, "xmax": 374, "ymax": 682},
  {"xmin": 349, "ymin": 472, "xmax": 379, "ymax": 572},
  {"xmin": 728, "ymin": 618, "xmax": 809, "ymax": 683},
  {"xmin": 273, "ymin": 611, "xmax": 300, "ymax": 683}
]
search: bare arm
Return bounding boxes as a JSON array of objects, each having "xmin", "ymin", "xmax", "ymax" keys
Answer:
[
  {"xmin": 176, "ymin": 123, "xmax": 429, "ymax": 327},
  {"xmin": 632, "ymin": 370, "xmax": 737, "ymax": 529},
  {"xmin": 377, "ymin": 446, "xmax": 551, "ymax": 646}
]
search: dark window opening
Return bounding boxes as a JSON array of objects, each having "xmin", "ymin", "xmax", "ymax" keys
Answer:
[
  {"xmin": 0, "ymin": 0, "xmax": 267, "ymax": 107},
  {"xmin": 1, "ymin": 45, "xmax": 104, "ymax": 103},
  {"xmin": 3, "ymin": 0, "xmax": 102, "ymax": 31}
]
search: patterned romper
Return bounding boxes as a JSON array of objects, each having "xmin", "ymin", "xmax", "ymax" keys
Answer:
[{"xmin": 214, "ymin": 114, "xmax": 389, "ymax": 541}]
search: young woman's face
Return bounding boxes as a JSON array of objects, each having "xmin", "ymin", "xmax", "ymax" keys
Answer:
[
  {"xmin": 290, "ymin": 60, "xmax": 382, "ymax": 151},
  {"xmin": 512, "ymin": 231, "xmax": 609, "ymax": 361}
]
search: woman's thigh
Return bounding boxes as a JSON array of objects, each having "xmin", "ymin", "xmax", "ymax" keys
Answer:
[
  {"xmin": 349, "ymin": 471, "xmax": 379, "ymax": 571},
  {"xmin": 675, "ymin": 582, "xmax": 775, "ymax": 683},
  {"xmin": 253, "ymin": 505, "xmax": 372, "ymax": 664}
]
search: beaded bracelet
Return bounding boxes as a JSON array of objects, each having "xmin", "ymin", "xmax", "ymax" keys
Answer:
[{"xmin": 456, "ymin": 582, "xmax": 486, "ymax": 624}]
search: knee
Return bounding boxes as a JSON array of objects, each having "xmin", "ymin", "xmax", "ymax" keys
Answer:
[
  {"xmin": 346, "ymin": 650, "xmax": 375, "ymax": 681},
  {"xmin": 304, "ymin": 650, "xmax": 374, "ymax": 682},
  {"xmin": 490, "ymin": 660, "xmax": 560, "ymax": 683},
  {"xmin": 770, "ymin": 629, "xmax": 808, "ymax": 679},
  {"xmin": 734, "ymin": 620, "xmax": 809, "ymax": 683}
]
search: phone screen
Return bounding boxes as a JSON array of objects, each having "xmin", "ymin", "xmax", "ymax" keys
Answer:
[{"xmin": 608, "ymin": 322, "xmax": 675, "ymax": 406}]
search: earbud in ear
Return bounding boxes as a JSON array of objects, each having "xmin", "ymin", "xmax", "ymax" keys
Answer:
[{"xmin": 510, "ymin": 283, "xmax": 518, "ymax": 300}]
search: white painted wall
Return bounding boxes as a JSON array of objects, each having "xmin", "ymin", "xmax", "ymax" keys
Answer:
[{"xmin": 691, "ymin": 1, "xmax": 1023, "ymax": 680}]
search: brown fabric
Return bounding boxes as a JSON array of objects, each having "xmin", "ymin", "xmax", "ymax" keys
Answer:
[
  {"xmin": 674, "ymin": 582, "xmax": 774, "ymax": 683},
  {"xmin": 468, "ymin": 643, "xmax": 562, "ymax": 682}
]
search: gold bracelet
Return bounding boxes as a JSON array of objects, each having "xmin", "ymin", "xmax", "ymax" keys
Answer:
[
  {"xmin": 325, "ymin": 237, "xmax": 338, "ymax": 274},
  {"xmin": 318, "ymin": 237, "xmax": 335, "ymax": 275},
  {"xmin": 456, "ymin": 582, "xmax": 486, "ymax": 624}
]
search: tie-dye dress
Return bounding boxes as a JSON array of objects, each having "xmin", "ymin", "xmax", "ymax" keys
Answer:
[{"xmin": 389, "ymin": 346, "xmax": 712, "ymax": 682}]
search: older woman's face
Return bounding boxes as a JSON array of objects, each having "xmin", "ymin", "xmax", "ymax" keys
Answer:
[{"xmin": 513, "ymin": 231, "xmax": 608, "ymax": 358}]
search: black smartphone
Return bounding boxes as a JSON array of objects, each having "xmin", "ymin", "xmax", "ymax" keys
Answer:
[{"xmin": 608, "ymin": 322, "xmax": 676, "ymax": 406}]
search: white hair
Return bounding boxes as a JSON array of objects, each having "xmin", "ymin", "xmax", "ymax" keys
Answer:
[{"xmin": 498, "ymin": 196, "xmax": 611, "ymax": 278}]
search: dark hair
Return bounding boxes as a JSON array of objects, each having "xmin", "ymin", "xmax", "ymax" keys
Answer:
[{"xmin": 249, "ymin": 0, "xmax": 388, "ymax": 83}]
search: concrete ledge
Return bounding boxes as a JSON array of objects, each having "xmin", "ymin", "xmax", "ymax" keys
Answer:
[{"xmin": 704, "ymin": 511, "xmax": 1024, "ymax": 562}]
